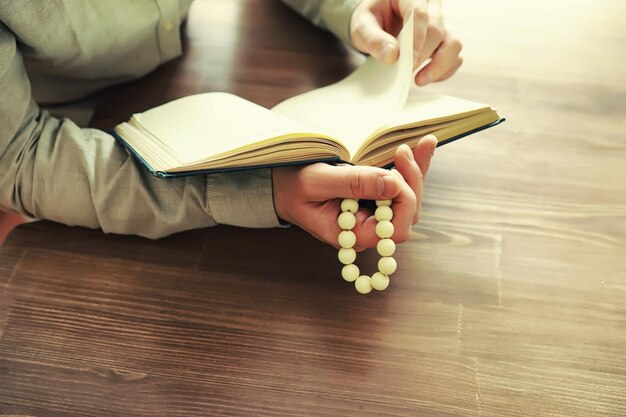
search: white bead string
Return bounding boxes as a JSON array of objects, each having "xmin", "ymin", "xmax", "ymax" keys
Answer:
[{"xmin": 338, "ymin": 199, "xmax": 396, "ymax": 294}]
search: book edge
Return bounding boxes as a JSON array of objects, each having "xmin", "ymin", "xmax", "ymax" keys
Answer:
[
  {"xmin": 110, "ymin": 117, "xmax": 504, "ymax": 179},
  {"xmin": 110, "ymin": 129, "xmax": 345, "ymax": 178},
  {"xmin": 381, "ymin": 117, "xmax": 506, "ymax": 170}
]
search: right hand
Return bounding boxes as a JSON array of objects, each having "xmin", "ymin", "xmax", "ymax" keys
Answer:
[
  {"xmin": 349, "ymin": 0, "xmax": 463, "ymax": 86},
  {"xmin": 272, "ymin": 136, "xmax": 437, "ymax": 250}
]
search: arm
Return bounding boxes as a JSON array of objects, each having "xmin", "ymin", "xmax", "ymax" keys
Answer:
[
  {"xmin": 274, "ymin": 1, "xmax": 456, "ymax": 249},
  {"xmin": 283, "ymin": 0, "xmax": 463, "ymax": 86},
  {"xmin": 0, "ymin": 26, "xmax": 281, "ymax": 239},
  {"xmin": 281, "ymin": 0, "xmax": 363, "ymax": 44}
]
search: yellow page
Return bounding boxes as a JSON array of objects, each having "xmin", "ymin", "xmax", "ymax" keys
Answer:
[
  {"xmin": 351, "ymin": 87, "xmax": 495, "ymax": 155},
  {"xmin": 133, "ymin": 92, "xmax": 332, "ymax": 165},
  {"xmin": 390, "ymin": 87, "xmax": 492, "ymax": 128},
  {"xmin": 271, "ymin": 14, "xmax": 415, "ymax": 158}
]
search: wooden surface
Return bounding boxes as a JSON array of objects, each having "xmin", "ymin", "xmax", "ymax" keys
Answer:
[{"xmin": 1, "ymin": 0, "xmax": 625, "ymax": 415}]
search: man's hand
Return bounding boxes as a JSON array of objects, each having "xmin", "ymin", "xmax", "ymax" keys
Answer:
[
  {"xmin": 349, "ymin": 0, "xmax": 463, "ymax": 86},
  {"xmin": 272, "ymin": 135, "xmax": 437, "ymax": 250}
]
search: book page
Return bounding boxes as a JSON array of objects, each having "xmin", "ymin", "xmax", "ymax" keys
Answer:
[
  {"xmin": 353, "ymin": 109, "xmax": 500, "ymax": 165},
  {"xmin": 132, "ymin": 92, "xmax": 337, "ymax": 165},
  {"xmin": 390, "ymin": 88, "xmax": 492, "ymax": 128},
  {"xmin": 352, "ymin": 87, "xmax": 494, "ymax": 153},
  {"xmin": 271, "ymin": 14, "xmax": 415, "ymax": 158}
]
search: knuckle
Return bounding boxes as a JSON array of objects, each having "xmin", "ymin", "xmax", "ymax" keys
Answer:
[
  {"xmin": 352, "ymin": 22, "xmax": 368, "ymax": 38},
  {"xmin": 350, "ymin": 23, "xmax": 366, "ymax": 48},
  {"xmin": 347, "ymin": 168, "xmax": 367, "ymax": 198},
  {"xmin": 428, "ymin": 25, "xmax": 444, "ymax": 43},
  {"xmin": 366, "ymin": 34, "xmax": 385, "ymax": 51},
  {"xmin": 350, "ymin": 22, "xmax": 373, "ymax": 51},
  {"xmin": 450, "ymin": 37, "xmax": 462, "ymax": 54},
  {"xmin": 414, "ymin": 7, "xmax": 429, "ymax": 23},
  {"xmin": 414, "ymin": 166, "xmax": 424, "ymax": 183},
  {"xmin": 428, "ymin": 9, "xmax": 444, "ymax": 30}
]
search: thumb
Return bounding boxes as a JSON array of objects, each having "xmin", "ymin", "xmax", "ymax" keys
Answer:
[
  {"xmin": 308, "ymin": 164, "xmax": 401, "ymax": 201},
  {"xmin": 351, "ymin": 13, "xmax": 399, "ymax": 64}
]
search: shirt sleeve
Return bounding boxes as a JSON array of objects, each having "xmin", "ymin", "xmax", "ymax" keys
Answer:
[
  {"xmin": 281, "ymin": 0, "xmax": 363, "ymax": 45},
  {"xmin": 0, "ymin": 25, "xmax": 282, "ymax": 239}
]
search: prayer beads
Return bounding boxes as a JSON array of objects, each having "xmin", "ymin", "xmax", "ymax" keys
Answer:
[{"xmin": 337, "ymin": 198, "xmax": 396, "ymax": 294}]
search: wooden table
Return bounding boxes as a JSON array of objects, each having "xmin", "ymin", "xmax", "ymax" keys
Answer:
[{"xmin": 1, "ymin": 0, "xmax": 625, "ymax": 415}]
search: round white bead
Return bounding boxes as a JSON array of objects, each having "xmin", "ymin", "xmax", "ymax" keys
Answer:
[
  {"xmin": 375, "ymin": 220, "xmax": 394, "ymax": 239},
  {"xmin": 355, "ymin": 275, "xmax": 373, "ymax": 294},
  {"xmin": 376, "ymin": 238, "xmax": 396, "ymax": 257},
  {"xmin": 375, "ymin": 205, "xmax": 393, "ymax": 221},
  {"xmin": 338, "ymin": 248, "xmax": 357, "ymax": 265},
  {"xmin": 371, "ymin": 272, "xmax": 389, "ymax": 291},
  {"xmin": 337, "ymin": 199, "xmax": 399, "ymax": 292},
  {"xmin": 338, "ymin": 212, "xmax": 356, "ymax": 230},
  {"xmin": 338, "ymin": 230, "xmax": 357, "ymax": 249},
  {"xmin": 378, "ymin": 256, "xmax": 397, "ymax": 275},
  {"xmin": 340, "ymin": 199, "xmax": 359, "ymax": 213},
  {"xmin": 341, "ymin": 264, "xmax": 360, "ymax": 282}
]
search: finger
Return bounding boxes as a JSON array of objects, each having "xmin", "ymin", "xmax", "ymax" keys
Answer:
[
  {"xmin": 394, "ymin": 0, "xmax": 429, "ymax": 68},
  {"xmin": 306, "ymin": 202, "xmax": 377, "ymax": 251},
  {"xmin": 415, "ymin": 31, "xmax": 462, "ymax": 85},
  {"xmin": 437, "ymin": 56, "xmax": 463, "ymax": 82},
  {"xmin": 299, "ymin": 199, "xmax": 343, "ymax": 249},
  {"xmin": 393, "ymin": 144, "xmax": 423, "ymax": 224},
  {"xmin": 414, "ymin": 27, "xmax": 444, "ymax": 74},
  {"xmin": 303, "ymin": 163, "xmax": 402, "ymax": 201},
  {"xmin": 351, "ymin": 12, "xmax": 400, "ymax": 64},
  {"xmin": 428, "ymin": 0, "xmax": 444, "ymax": 25},
  {"xmin": 413, "ymin": 134, "xmax": 437, "ymax": 178},
  {"xmin": 352, "ymin": 208, "xmax": 379, "ymax": 249},
  {"xmin": 387, "ymin": 168, "xmax": 417, "ymax": 243}
]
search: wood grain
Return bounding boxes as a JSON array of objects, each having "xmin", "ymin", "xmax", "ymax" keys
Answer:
[{"xmin": 1, "ymin": 0, "xmax": 625, "ymax": 416}]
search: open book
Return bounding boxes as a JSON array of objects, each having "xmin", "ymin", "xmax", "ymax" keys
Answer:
[{"xmin": 113, "ymin": 15, "xmax": 503, "ymax": 178}]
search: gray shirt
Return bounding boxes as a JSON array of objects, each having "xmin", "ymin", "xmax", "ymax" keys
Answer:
[{"xmin": 0, "ymin": 0, "xmax": 360, "ymax": 238}]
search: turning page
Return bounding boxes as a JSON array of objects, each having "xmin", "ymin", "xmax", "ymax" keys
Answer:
[{"xmin": 271, "ymin": 14, "xmax": 415, "ymax": 158}]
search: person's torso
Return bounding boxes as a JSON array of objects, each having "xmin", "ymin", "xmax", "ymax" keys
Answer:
[{"xmin": 0, "ymin": 0, "xmax": 191, "ymax": 103}]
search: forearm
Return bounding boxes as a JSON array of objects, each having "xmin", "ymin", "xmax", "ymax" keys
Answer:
[
  {"xmin": 281, "ymin": 0, "xmax": 362, "ymax": 44},
  {"xmin": 0, "ymin": 103, "xmax": 281, "ymax": 239},
  {"xmin": 0, "ymin": 103, "xmax": 212, "ymax": 238},
  {"xmin": 0, "ymin": 28, "xmax": 281, "ymax": 239}
]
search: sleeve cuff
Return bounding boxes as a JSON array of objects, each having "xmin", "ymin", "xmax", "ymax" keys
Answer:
[
  {"xmin": 321, "ymin": 0, "xmax": 363, "ymax": 46},
  {"xmin": 206, "ymin": 168, "xmax": 283, "ymax": 228}
]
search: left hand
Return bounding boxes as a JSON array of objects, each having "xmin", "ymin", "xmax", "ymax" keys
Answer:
[
  {"xmin": 349, "ymin": 0, "xmax": 463, "ymax": 86},
  {"xmin": 272, "ymin": 135, "xmax": 437, "ymax": 251}
]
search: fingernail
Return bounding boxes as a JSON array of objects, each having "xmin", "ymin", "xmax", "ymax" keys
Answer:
[
  {"xmin": 418, "ymin": 72, "xmax": 432, "ymax": 86},
  {"xmin": 378, "ymin": 175, "xmax": 397, "ymax": 198},
  {"xmin": 429, "ymin": 137, "xmax": 437, "ymax": 156},
  {"xmin": 405, "ymin": 145, "xmax": 415, "ymax": 161},
  {"xmin": 381, "ymin": 43, "xmax": 394, "ymax": 63}
]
